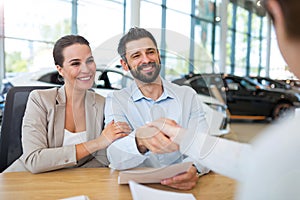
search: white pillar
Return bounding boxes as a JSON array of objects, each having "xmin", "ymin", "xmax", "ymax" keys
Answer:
[
  {"xmin": 219, "ymin": 0, "xmax": 228, "ymax": 73},
  {"xmin": 265, "ymin": 15, "xmax": 272, "ymax": 77},
  {"xmin": 130, "ymin": 0, "xmax": 140, "ymax": 28}
]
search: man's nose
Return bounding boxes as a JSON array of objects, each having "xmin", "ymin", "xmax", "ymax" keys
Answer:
[{"xmin": 141, "ymin": 53, "xmax": 151, "ymax": 63}]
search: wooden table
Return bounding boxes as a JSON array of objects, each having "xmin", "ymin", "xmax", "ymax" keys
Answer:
[{"xmin": 0, "ymin": 168, "xmax": 236, "ymax": 200}]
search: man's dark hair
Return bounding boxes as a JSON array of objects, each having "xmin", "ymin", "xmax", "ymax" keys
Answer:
[
  {"xmin": 53, "ymin": 35, "xmax": 90, "ymax": 66},
  {"xmin": 117, "ymin": 27, "xmax": 158, "ymax": 62}
]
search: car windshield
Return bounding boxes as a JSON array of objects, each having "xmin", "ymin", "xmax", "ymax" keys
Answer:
[{"xmin": 244, "ymin": 77, "xmax": 265, "ymax": 89}]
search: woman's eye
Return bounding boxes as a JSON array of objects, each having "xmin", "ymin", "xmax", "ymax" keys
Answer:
[{"xmin": 86, "ymin": 58, "xmax": 94, "ymax": 64}]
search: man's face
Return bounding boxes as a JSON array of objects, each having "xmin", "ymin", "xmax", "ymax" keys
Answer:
[{"xmin": 124, "ymin": 38, "xmax": 161, "ymax": 83}]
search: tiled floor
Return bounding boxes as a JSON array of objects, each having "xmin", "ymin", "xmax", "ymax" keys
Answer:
[{"xmin": 223, "ymin": 120, "xmax": 272, "ymax": 143}]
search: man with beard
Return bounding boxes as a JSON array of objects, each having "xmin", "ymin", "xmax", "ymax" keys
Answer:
[{"xmin": 104, "ymin": 27, "xmax": 209, "ymax": 190}]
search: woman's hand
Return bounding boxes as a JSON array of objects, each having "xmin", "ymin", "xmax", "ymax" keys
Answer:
[{"xmin": 97, "ymin": 120, "xmax": 131, "ymax": 149}]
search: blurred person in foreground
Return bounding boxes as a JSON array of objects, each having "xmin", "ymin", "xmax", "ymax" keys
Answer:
[
  {"xmin": 149, "ymin": 0, "xmax": 300, "ymax": 199},
  {"xmin": 237, "ymin": 0, "xmax": 300, "ymax": 199},
  {"xmin": 105, "ymin": 27, "xmax": 210, "ymax": 190},
  {"xmin": 4, "ymin": 35, "xmax": 130, "ymax": 173}
]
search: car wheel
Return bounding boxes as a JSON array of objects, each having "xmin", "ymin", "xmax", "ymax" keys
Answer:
[{"xmin": 272, "ymin": 103, "xmax": 292, "ymax": 120}]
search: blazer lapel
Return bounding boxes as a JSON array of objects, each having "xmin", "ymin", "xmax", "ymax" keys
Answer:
[
  {"xmin": 85, "ymin": 91, "xmax": 100, "ymax": 140},
  {"xmin": 52, "ymin": 88, "xmax": 101, "ymax": 145},
  {"xmin": 54, "ymin": 86, "xmax": 66, "ymax": 147}
]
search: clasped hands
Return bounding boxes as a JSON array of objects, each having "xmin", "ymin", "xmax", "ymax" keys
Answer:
[
  {"xmin": 136, "ymin": 118, "xmax": 199, "ymax": 190},
  {"xmin": 135, "ymin": 118, "xmax": 184, "ymax": 154}
]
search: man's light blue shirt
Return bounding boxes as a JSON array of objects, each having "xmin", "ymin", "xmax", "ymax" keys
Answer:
[{"xmin": 104, "ymin": 78, "xmax": 209, "ymax": 172}]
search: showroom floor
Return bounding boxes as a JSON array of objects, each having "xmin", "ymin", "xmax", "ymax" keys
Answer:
[{"xmin": 223, "ymin": 120, "xmax": 272, "ymax": 144}]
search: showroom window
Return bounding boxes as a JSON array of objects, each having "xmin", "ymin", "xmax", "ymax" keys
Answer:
[
  {"xmin": 3, "ymin": 0, "xmax": 71, "ymax": 73},
  {"xmin": 0, "ymin": 0, "xmax": 290, "ymax": 80},
  {"xmin": 77, "ymin": 0, "xmax": 124, "ymax": 49},
  {"xmin": 2, "ymin": 0, "xmax": 125, "ymax": 74},
  {"xmin": 226, "ymin": 2, "xmax": 268, "ymax": 77}
]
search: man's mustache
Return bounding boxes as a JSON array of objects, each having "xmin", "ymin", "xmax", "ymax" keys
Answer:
[{"xmin": 137, "ymin": 62, "xmax": 158, "ymax": 71}]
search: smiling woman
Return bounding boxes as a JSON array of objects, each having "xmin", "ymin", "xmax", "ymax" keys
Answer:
[{"xmin": 3, "ymin": 35, "xmax": 131, "ymax": 174}]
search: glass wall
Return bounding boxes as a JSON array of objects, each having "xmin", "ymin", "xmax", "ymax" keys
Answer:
[
  {"xmin": 269, "ymin": 27, "xmax": 291, "ymax": 79},
  {"xmin": 194, "ymin": 0, "xmax": 216, "ymax": 73},
  {"xmin": 226, "ymin": 1, "xmax": 268, "ymax": 77},
  {"xmin": 0, "ymin": 0, "xmax": 289, "ymax": 80},
  {"xmin": 2, "ymin": 0, "xmax": 124, "ymax": 74},
  {"xmin": 77, "ymin": 0, "xmax": 124, "ymax": 49},
  {"xmin": 140, "ymin": 0, "xmax": 217, "ymax": 81},
  {"xmin": 4, "ymin": 0, "xmax": 71, "ymax": 73}
]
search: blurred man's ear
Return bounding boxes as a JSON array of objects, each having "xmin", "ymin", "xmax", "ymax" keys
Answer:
[{"xmin": 120, "ymin": 59, "xmax": 129, "ymax": 71}]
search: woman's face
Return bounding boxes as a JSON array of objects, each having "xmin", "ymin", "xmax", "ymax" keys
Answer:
[{"xmin": 57, "ymin": 43, "xmax": 96, "ymax": 91}]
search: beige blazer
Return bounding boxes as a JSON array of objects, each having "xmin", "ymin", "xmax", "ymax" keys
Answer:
[{"xmin": 4, "ymin": 86, "xmax": 109, "ymax": 173}]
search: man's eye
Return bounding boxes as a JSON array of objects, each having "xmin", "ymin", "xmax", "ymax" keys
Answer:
[{"xmin": 71, "ymin": 62, "xmax": 80, "ymax": 66}]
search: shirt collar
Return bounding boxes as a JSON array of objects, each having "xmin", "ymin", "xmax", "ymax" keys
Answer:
[{"xmin": 130, "ymin": 78, "xmax": 175, "ymax": 102}]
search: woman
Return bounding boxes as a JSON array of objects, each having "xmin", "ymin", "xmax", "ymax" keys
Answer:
[
  {"xmin": 235, "ymin": 0, "xmax": 300, "ymax": 199},
  {"xmin": 5, "ymin": 35, "xmax": 130, "ymax": 173}
]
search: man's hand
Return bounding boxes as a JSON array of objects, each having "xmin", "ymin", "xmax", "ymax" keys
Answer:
[
  {"xmin": 135, "ymin": 124, "xmax": 179, "ymax": 154},
  {"xmin": 160, "ymin": 165, "xmax": 199, "ymax": 190},
  {"xmin": 147, "ymin": 118, "xmax": 187, "ymax": 145}
]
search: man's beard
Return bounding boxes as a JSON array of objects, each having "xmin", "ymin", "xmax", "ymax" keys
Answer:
[{"xmin": 128, "ymin": 62, "xmax": 161, "ymax": 83}]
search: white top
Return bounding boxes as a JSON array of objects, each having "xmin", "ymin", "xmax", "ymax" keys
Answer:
[{"xmin": 62, "ymin": 129, "xmax": 88, "ymax": 146}]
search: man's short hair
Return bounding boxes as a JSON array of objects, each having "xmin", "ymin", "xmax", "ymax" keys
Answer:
[{"xmin": 117, "ymin": 27, "xmax": 158, "ymax": 61}]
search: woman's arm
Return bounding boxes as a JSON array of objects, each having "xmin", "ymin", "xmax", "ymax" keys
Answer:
[{"xmin": 75, "ymin": 121, "xmax": 130, "ymax": 160}]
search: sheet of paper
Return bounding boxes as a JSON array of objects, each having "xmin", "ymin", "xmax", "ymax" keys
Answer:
[
  {"xmin": 60, "ymin": 195, "xmax": 90, "ymax": 200},
  {"xmin": 118, "ymin": 162, "xmax": 193, "ymax": 184},
  {"xmin": 129, "ymin": 181, "xmax": 196, "ymax": 200}
]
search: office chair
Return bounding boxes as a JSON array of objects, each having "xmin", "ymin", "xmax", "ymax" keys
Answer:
[{"xmin": 0, "ymin": 86, "xmax": 53, "ymax": 172}]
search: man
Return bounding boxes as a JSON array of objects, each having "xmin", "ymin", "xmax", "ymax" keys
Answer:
[
  {"xmin": 105, "ymin": 27, "xmax": 209, "ymax": 190},
  {"xmin": 146, "ymin": 1, "xmax": 300, "ymax": 199}
]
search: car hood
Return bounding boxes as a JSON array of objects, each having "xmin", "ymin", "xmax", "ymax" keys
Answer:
[
  {"xmin": 197, "ymin": 94, "xmax": 225, "ymax": 106},
  {"xmin": 264, "ymin": 87, "xmax": 299, "ymax": 95}
]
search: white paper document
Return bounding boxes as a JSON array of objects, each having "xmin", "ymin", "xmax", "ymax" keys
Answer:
[
  {"xmin": 118, "ymin": 162, "xmax": 193, "ymax": 184},
  {"xmin": 129, "ymin": 181, "xmax": 196, "ymax": 200},
  {"xmin": 60, "ymin": 195, "xmax": 90, "ymax": 200}
]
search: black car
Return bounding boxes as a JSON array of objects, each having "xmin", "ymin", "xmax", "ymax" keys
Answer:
[
  {"xmin": 172, "ymin": 73, "xmax": 300, "ymax": 120},
  {"xmin": 248, "ymin": 76, "xmax": 292, "ymax": 90},
  {"xmin": 278, "ymin": 79, "xmax": 300, "ymax": 91}
]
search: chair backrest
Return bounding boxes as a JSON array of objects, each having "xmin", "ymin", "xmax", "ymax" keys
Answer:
[{"xmin": 0, "ymin": 86, "xmax": 53, "ymax": 172}]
